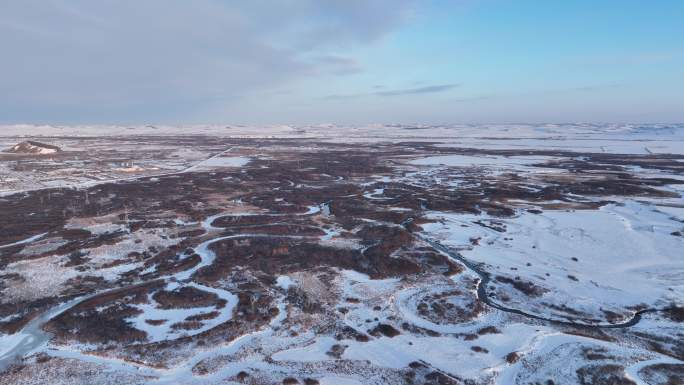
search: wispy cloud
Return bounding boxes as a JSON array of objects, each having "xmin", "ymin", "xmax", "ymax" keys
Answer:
[
  {"xmin": 324, "ymin": 83, "xmax": 459, "ymax": 100},
  {"xmin": 376, "ymin": 84, "xmax": 460, "ymax": 96},
  {"xmin": 0, "ymin": 0, "xmax": 417, "ymax": 123}
]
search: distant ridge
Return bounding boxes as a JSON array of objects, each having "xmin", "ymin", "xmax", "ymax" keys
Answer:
[{"xmin": 4, "ymin": 140, "xmax": 62, "ymax": 154}]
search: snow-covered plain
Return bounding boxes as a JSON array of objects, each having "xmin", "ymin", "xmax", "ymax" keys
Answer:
[
  {"xmin": 0, "ymin": 124, "xmax": 683, "ymax": 385},
  {"xmin": 422, "ymin": 200, "xmax": 683, "ymax": 323}
]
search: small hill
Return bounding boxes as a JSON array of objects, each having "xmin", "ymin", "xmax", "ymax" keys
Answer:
[{"xmin": 4, "ymin": 140, "xmax": 62, "ymax": 154}]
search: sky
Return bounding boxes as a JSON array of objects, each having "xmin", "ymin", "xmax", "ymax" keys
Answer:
[{"xmin": 1, "ymin": 0, "xmax": 683, "ymax": 125}]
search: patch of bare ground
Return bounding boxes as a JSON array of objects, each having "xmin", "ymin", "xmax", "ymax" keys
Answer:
[
  {"xmin": 582, "ymin": 347, "xmax": 617, "ymax": 361},
  {"xmin": 368, "ymin": 323, "xmax": 401, "ymax": 338},
  {"xmin": 416, "ymin": 288, "xmax": 485, "ymax": 325},
  {"xmin": 663, "ymin": 305, "xmax": 684, "ymax": 322},
  {"xmin": 505, "ymin": 352, "xmax": 520, "ymax": 364},
  {"xmin": 628, "ymin": 331, "xmax": 684, "ymax": 360},
  {"xmin": 0, "ymin": 296, "xmax": 65, "ymax": 334},
  {"xmin": 406, "ymin": 360, "xmax": 464, "ymax": 385},
  {"xmin": 638, "ymin": 363, "xmax": 684, "ymax": 385},
  {"xmin": 202, "ymin": 232, "xmax": 426, "ymax": 280},
  {"xmin": 493, "ymin": 275, "xmax": 548, "ymax": 297},
  {"xmin": 44, "ymin": 280, "xmax": 166, "ymax": 345},
  {"xmin": 0, "ymin": 355, "xmax": 155, "ymax": 385},
  {"xmin": 105, "ymin": 283, "xmax": 278, "ymax": 368},
  {"xmin": 225, "ymin": 358, "xmax": 444, "ymax": 385},
  {"xmin": 575, "ymin": 364, "xmax": 636, "ymax": 385},
  {"xmin": 335, "ymin": 325, "xmax": 371, "ymax": 342},
  {"xmin": 152, "ymin": 286, "xmax": 226, "ymax": 309},
  {"xmin": 542, "ymin": 303, "xmax": 604, "ymax": 324},
  {"xmin": 561, "ymin": 327, "xmax": 616, "ymax": 343}
]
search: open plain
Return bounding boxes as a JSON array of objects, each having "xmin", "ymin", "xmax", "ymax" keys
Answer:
[{"xmin": 0, "ymin": 124, "xmax": 682, "ymax": 385}]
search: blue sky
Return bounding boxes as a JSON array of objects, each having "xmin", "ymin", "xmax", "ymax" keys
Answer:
[{"xmin": 1, "ymin": 0, "xmax": 682, "ymax": 124}]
